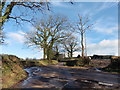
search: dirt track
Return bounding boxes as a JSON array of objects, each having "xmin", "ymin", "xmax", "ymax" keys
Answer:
[{"xmin": 13, "ymin": 63, "xmax": 120, "ymax": 89}]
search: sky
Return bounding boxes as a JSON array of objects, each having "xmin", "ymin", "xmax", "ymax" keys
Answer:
[{"xmin": 0, "ymin": 1, "xmax": 119, "ymax": 59}]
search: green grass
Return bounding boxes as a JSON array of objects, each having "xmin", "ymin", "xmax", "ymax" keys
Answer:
[
  {"xmin": 1, "ymin": 54, "xmax": 27, "ymax": 88},
  {"xmin": 1, "ymin": 54, "xmax": 59, "ymax": 88},
  {"xmin": 38, "ymin": 60, "xmax": 58, "ymax": 65},
  {"xmin": 20, "ymin": 59, "xmax": 58, "ymax": 67}
]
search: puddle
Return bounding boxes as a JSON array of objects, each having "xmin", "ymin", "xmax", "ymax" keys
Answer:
[{"xmin": 22, "ymin": 67, "xmax": 42, "ymax": 86}]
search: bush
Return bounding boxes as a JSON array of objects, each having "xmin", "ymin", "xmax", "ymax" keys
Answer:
[
  {"xmin": 102, "ymin": 57, "xmax": 120, "ymax": 73},
  {"xmin": 109, "ymin": 57, "xmax": 120, "ymax": 69},
  {"xmin": 66, "ymin": 60, "xmax": 78, "ymax": 66},
  {"xmin": 76, "ymin": 59, "xmax": 84, "ymax": 66},
  {"xmin": 76, "ymin": 57, "xmax": 91, "ymax": 66},
  {"xmin": 83, "ymin": 57, "xmax": 91, "ymax": 65},
  {"xmin": 64, "ymin": 57, "xmax": 91, "ymax": 66}
]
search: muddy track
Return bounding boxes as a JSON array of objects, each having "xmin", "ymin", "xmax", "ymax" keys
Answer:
[{"xmin": 13, "ymin": 63, "xmax": 120, "ymax": 89}]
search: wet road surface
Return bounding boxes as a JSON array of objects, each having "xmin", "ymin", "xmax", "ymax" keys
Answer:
[{"xmin": 13, "ymin": 63, "xmax": 120, "ymax": 89}]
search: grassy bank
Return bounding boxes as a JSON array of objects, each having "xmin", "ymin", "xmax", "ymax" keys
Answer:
[
  {"xmin": 1, "ymin": 54, "xmax": 58, "ymax": 88},
  {"xmin": 1, "ymin": 55, "xmax": 27, "ymax": 88}
]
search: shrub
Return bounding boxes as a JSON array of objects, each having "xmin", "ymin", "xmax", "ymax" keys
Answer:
[
  {"xmin": 66, "ymin": 60, "xmax": 78, "ymax": 66},
  {"xmin": 109, "ymin": 57, "xmax": 120, "ymax": 69},
  {"xmin": 102, "ymin": 57, "xmax": 120, "ymax": 73},
  {"xmin": 82, "ymin": 57, "xmax": 91, "ymax": 65},
  {"xmin": 76, "ymin": 57, "xmax": 91, "ymax": 66}
]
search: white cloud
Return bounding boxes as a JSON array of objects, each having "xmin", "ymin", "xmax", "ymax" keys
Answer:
[
  {"xmin": 79, "ymin": 2, "xmax": 118, "ymax": 19},
  {"xmin": 87, "ymin": 39, "xmax": 118, "ymax": 56},
  {"xmin": 94, "ymin": 26, "xmax": 118, "ymax": 34},
  {"xmin": 8, "ymin": 31, "xmax": 26, "ymax": 43},
  {"xmin": 73, "ymin": 51, "xmax": 81, "ymax": 57},
  {"xmin": 26, "ymin": 25, "xmax": 36, "ymax": 32},
  {"xmin": 51, "ymin": 2, "xmax": 67, "ymax": 7},
  {"xmin": 96, "ymin": 2, "xmax": 117, "ymax": 12},
  {"xmin": 72, "ymin": 39, "xmax": 118, "ymax": 56},
  {"xmin": 93, "ymin": 16, "xmax": 118, "ymax": 35},
  {"xmin": 18, "ymin": 30, "xmax": 26, "ymax": 35}
]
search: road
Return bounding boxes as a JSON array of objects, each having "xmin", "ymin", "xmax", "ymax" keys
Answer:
[{"xmin": 13, "ymin": 63, "xmax": 120, "ymax": 89}]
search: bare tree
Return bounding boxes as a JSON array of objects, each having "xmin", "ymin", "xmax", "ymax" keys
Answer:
[
  {"xmin": 62, "ymin": 36, "xmax": 80, "ymax": 58},
  {"xmin": 0, "ymin": 1, "xmax": 50, "ymax": 44},
  {"xmin": 75, "ymin": 15, "xmax": 93, "ymax": 58},
  {"xmin": 0, "ymin": 1, "xmax": 49, "ymax": 28},
  {"xmin": 0, "ymin": 1, "xmax": 74, "ymax": 44},
  {"xmin": 25, "ymin": 15, "xmax": 71, "ymax": 60},
  {"xmin": 0, "ymin": 1, "xmax": 74, "ymax": 29}
]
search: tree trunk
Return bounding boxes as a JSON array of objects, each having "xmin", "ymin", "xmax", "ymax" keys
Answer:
[
  {"xmin": 68, "ymin": 52, "xmax": 70, "ymax": 58},
  {"xmin": 70, "ymin": 52, "xmax": 72, "ymax": 58},
  {"xmin": 43, "ymin": 48, "xmax": 46, "ymax": 60},
  {"xmin": 47, "ymin": 44, "xmax": 53, "ymax": 60},
  {"xmin": 47, "ymin": 48, "xmax": 50, "ymax": 60},
  {"xmin": 47, "ymin": 40, "xmax": 55, "ymax": 60},
  {"xmin": 81, "ymin": 32, "xmax": 84, "ymax": 58},
  {"xmin": 70, "ymin": 46, "xmax": 73, "ymax": 58}
]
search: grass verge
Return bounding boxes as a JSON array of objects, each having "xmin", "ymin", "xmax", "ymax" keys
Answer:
[{"xmin": 1, "ymin": 55, "xmax": 27, "ymax": 88}]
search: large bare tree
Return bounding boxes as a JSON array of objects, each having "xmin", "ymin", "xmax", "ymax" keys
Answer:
[
  {"xmin": 0, "ymin": 1, "xmax": 74, "ymax": 29},
  {"xmin": 75, "ymin": 15, "xmax": 93, "ymax": 58},
  {"xmin": 0, "ymin": 1, "xmax": 49, "ymax": 28},
  {"xmin": 0, "ymin": 1, "xmax": 50, "ymax": 44},
  {"xmin": 25, "ymin": 15, "xmax": 71, "ymax": 60}
]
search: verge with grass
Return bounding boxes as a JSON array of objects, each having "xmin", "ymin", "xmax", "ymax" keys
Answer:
[
  {"xmin": 1, "ymin": 54, "xmax": 27, "ymax": 88},
  {"xmin": 1, "ymin": 54, "xmax": 59, "ymax": 88}
]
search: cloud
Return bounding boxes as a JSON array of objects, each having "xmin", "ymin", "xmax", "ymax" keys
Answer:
[
  {"xmin": 72, "ymin": 39, "xmax": 118, "ymax": 56},
  {"xmin": 73, "ymin": 51, "xmax": 81, "ymax": 57},
  {"xmin": 93, "ymin": 16, "xmax": 118, "ymax": 35},
  {"xmin": 96, "ymin": 2, "xmax": 117, "ymax": 12},
  {"xmin": 87, "ymin": 39, "xmax": 118, "ymax": 56},
  {"xmin": 8, "ymin": 31, "xmax": 26, "ymax": 43},
  {"xmin": 51, "ymin": 2, "xmax": 67, "ymax": 7},
  {"xmin": 79, "ymin": 2, "xmax": 118, "ymax": 18},
  {"xmin": 18, "ymin": 30, "xmax": 26, "ymax": 35},
  {"xmin": 94, "ymin": 26, "xmax": 118, "ymax": 35},
  {"xmin": 94, "ymin": 2, "xmax": 117, "ymax": 14},
  {"xmin": 26, "ymin": 25, "xmax": 36, "ymax": 32}
]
